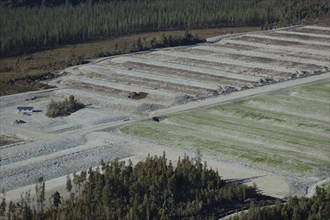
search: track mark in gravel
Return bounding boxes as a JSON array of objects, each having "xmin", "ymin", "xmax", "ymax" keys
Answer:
[
  {"xmin": 60, "ymin": 77, "xmax": 179, "ymax": 106},
  {"xmin": 153, "ymin": 50, "xmax": 296, "ymax": 73},
  {"xmin": 274, "ymin": 30, "xmax": 330, "ymax": 39},
  {"xmin": 236, "ymin": 36, "xmax": 330, "ymax": 52},
  {"xmin": 215, "ymin": 43, "xmax": 329, "ymax": 63},
  {"xmin": 291, "ymin": 27, "xmax": 330, "ymax": 36},
  {"xmin": 224, "ymin": 39, "xmax": 330, "ymax": 57},
  {"xmin": 141, "ymin": 53, "xmax": 290, "ymax": 79},
  {"xmin": 73, "ymin": 66, "xmax": 211, "ymax": 96},
  {"xmin": 86, "ymin": 64, "xmax": 219, "ymax": 90},
  {"xmin": 110, "ymin": 56, "xmax": 260, "ymax": 82},
  {"xmin": 194, "ymin": 45, "xmax": 329, "ymax": 67},
  {"xmin": 244, "ymin": 34, "xmax": 330, "ymax": 47},
  {"xmin": 302, "ymin": 26, "xmax": 330, "ymax": 31}
]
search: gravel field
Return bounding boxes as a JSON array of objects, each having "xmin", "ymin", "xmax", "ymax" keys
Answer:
[
  {"xmin": 274, "ymin": 30, "xmax": 330, "ymax": 39},
  {"xmin": 1, "ymin": 25, "xmax": 329, "ymax": 202},
  {"xmin": 246, "ymin": 33, "xmax": 330, "ymax": 46},
  {"xmin": 223, "ymin": 39, "xmax": 330, "ymax": 56}
]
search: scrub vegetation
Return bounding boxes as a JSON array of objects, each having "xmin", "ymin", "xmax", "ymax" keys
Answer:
[{"xmin": 46, "ymin": 95, "xmax": 85, "ymax": 118}]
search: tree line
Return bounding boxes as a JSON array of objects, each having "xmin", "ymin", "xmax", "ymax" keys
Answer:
[
  {"xmin": 1, "ymin": 0, "xmax": 328, "ymax": 57},
  {"xmin": 229, "ymin": 186, "xmax": 330, "ymax": 220},
  {"xmin": 1, "ymin": 0, "xmax": 137, "ymax": 7},
  {"xmin": 1, "ymin": 0, "xmax": 266, "ymax": 57},
  {"xmin": 1, "ymin": 153, "xmax": 329, "ymax": 219},
  {"xmin": 1, "ymin": 153, "xmax": 261, "ymax": 219}
]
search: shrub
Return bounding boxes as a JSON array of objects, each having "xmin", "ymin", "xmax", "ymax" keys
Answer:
[{"xmin": 46, "ymin": 95, "xmax": 85, "ymax": 118}]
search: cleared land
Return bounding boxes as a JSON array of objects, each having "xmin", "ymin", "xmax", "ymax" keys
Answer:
[
  {"xmin": 122, "ymin": 80, "xmax": 330, "ymax": 176},
  {"xmin": 51, "ymin": 25, "xmax": 329, "ymax": 115},
  {"xmin": 1, "ymin": 25, "xmax": 329, "ymax": 200},
  {"xmin": 0, "ymin": 27, "xmax": 260, "ymax": 96}
]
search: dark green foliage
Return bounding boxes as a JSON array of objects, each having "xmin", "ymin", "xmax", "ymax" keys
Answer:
[
  {"xmin": 1, "ymin": 0, "xmax": 328, "ymax": 57},
  {"xmin": 154, "ymin": 32, "xmax": 206, "ymax": 48},
  {"xmin": 0, "ymin": 190, "xmax": 6, "ymax": 217},
  {"xmin": 266, "ymin": 0, "xmax": 330, "ymax": 28},
  {"xmin": 35, "ymin": 177, "xmax": 45, "ymax": 212},
  {"xmin": 0, "ymin": 0, "xmax": 267, "ymax": 57},
  {"xmin": 6, "ymin": 154, "xmax": 259, "ymax": 219},
  {"xmin": 46, "ymin": 95, "xmax": 85, "ymax": 118},
  {"xmin": 229, "ymin": 186, "xmax": 330, "ymax": 220},
  {"xmin": 132, "ymin": 32, "xmax": 205, "ymax": 52},
  {"xmin": 0, "ymin": 72, "xmax": 55, "ymax": 96},
  {"xmin": 66, "ymin": 175, "xmax": 73, "ymax": 193},
  {"xmin": 1, "ymin": 0, "xmax": 329, "ymax": 57},
  {"xmin": 52, "ymin": 191, "xmax": 61, "ymax": 209}
]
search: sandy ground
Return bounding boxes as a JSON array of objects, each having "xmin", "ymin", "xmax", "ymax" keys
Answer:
[{"xmin": 1, "ymin": 25, "xmax": 329, "ymax": 205}]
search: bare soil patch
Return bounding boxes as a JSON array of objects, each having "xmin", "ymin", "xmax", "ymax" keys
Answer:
[
  {"xmin": 268, "ymin": 32, "xmax": 330, "ymax": 42},
  {"xmin": 293, "ymin": 27, "xmax": 330, "ymax": 35},
  {"xmin": 0, "ymin": 135, "xmax": 22, "ymax": 147},
  {"xmin": 0, "ymin": 27, "xmax": 260, "ymax": 96},
  {"xmin": 239, "ymin": 36, "xmax": 330, "ymax": 51},
  {"xmin": 215, "ymin": 43, "xmax": 330, "ymax": 63}
]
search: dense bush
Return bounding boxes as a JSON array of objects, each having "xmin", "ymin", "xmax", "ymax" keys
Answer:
[
  {"xmin": 46, "ymin": 95, "xmax": 85, "ymax": 117},
  {"xmin": 97, "ymin": 31, "xmax": 205, "ymax": 57}
]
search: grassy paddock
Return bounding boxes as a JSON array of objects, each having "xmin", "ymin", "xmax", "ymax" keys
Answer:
[
  {"xmin": 0, "ymin": 26, "xmax": 260, "ymax": 96},
  {"xmin": 121, "ymin": 80, "xmax": 330, "ymax": 176}
]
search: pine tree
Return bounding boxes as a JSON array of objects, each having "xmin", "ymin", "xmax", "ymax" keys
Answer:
[
  {"xmin": 53, "ymin": 191, "xmax": 61, "ymax": 209},
  {"xmin": 66, "ymin": 175, "xmax": 73, "ymax": 193},
  {"xmin": 0, "ymin": 190, "xmax": 6, "ymax": 217},
  {"xmin": 35, "ymin": 177, "xmax": 45, "ymax": 212}
]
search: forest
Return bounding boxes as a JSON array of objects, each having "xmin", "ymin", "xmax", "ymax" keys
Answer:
[{"xmin": 1, "ymin": 0, "xmax": 329, "ymax": 57}]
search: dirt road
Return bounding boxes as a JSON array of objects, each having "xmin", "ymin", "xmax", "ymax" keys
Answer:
[{"xmin": 150, "ymin": 73, "xmax": 330, "ymax": 117}]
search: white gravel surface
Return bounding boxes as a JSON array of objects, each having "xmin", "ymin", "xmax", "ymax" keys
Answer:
[
  {"xmin": 94, "ymin": 62, "xmax": 220, "ymax": 90},
  {"xmin": 153, "ymin": 50, "xmax": 296, "ymax": 73},
  {"xmin": 0, "ymin": 132, "xmax": 129, "ymax": 191},
  {"xmin": 194, "ymin": 45, "xmax": 329, "ymax": 67},
  {"xmin": 303, "ymin": 26, "xmax": 330, "ymax": 31},
  {"xmin": 246, "ymin": 33, "xmax": 330, "ymax": 46},
  {"xmin": 83, "ymin": 63, "xmax": 217, "ymax": 91},
  {"xmin": 119, "ymin": 55, "xmax": 261, "ymax": 82},
  {"xmin": 65, "ymin": 76, "xmax": 181, "ymax": 98},
  {"xmin": 275, "ymin": 30, "xmax": 330, "ymax": 39},
  {"xmin": 223, "ymin": 39, "xmax": 330, "ymax": 57}
]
